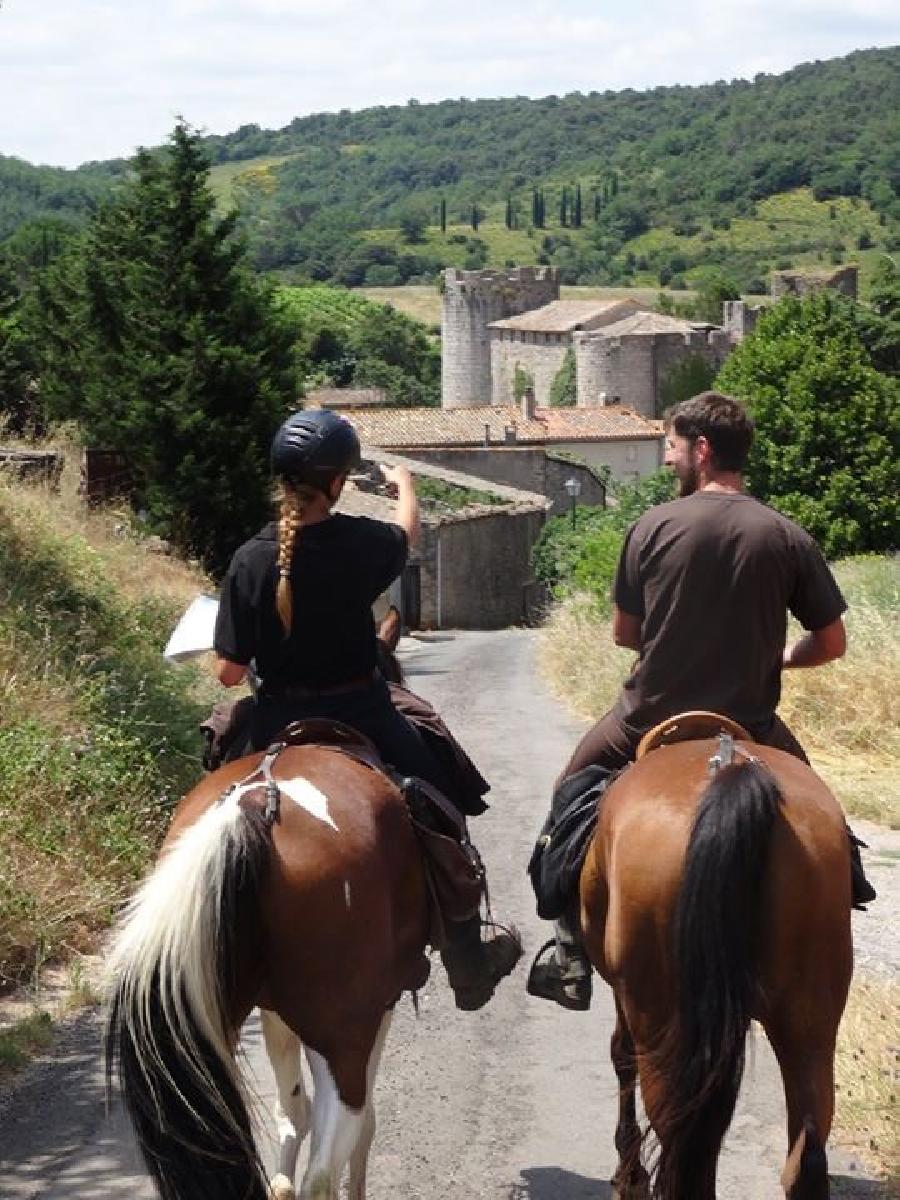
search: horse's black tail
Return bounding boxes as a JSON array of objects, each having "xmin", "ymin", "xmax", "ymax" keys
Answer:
[
  {"xmin": 104, "ymin": 798, "xmax": 272, "ymax": 1200},
  {"xmin": 653, "ymin": 759, "xmax": 782, "ymax": 1199}
]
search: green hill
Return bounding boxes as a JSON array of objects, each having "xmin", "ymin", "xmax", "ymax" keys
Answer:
[{"xmin": 1, "ymin": 47, "xmax": 897, "ymax": 292}]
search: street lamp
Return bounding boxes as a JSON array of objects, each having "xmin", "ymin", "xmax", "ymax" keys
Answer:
[{"xmin": 564, "ymin": 476, "xmax": 582, "ymax": 529}]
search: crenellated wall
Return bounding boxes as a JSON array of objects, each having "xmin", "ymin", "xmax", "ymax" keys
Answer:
[{"xmin": 441, "ymin": 267, "xmax": 560, "ymax": 409}]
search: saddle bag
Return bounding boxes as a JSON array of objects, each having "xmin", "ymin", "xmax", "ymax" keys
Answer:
[
  {"xmin": 527, "ymin": 765, "xmax": 618, "ymax": 920},
  {"xmin": 400, "ymin": 776, "xmax": 485, "ymax": 943}
]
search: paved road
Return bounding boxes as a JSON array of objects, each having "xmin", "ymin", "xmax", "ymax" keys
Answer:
[{"xmin": 0, "ymin": 629, "xmax": 888, "ymax": 1198}]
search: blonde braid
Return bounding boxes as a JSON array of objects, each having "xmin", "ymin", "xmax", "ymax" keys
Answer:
[{"xmin": 275, "ymin": 486, "xmax": 303, "ymax": 635}]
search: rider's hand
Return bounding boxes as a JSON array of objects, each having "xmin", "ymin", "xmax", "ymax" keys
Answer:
[{"xmin": 380, "ymin": 464, "xmax": 411, "ymax": 498}]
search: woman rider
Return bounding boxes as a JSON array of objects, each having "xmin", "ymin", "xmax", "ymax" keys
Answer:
[{"xmin": 213, "ymin": 408, "xmax": 520, "ymax": 1011}]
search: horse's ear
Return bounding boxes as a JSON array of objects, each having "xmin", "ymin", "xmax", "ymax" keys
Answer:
[{"xmin": 377, "ymin": 605, "xmax": 402, "ymax": 653}]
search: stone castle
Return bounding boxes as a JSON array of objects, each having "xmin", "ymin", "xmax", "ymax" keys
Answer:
[{"xmin": 440, "ymin": 267, "xmax": 758, "ymax": 418}]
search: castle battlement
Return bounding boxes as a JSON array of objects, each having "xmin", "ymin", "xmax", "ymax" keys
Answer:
[{"xmin": 441, "ymin": 267, "xmax": 560, "ymax": 409}]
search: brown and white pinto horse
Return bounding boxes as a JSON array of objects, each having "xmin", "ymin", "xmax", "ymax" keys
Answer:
[
  {"xmin": 105, "ymin": 738, "xmax": 430, "ymax": 1200},
  {"xmin": 580, "ymin": 739, "xmax": 853, "ymax": 1199}
]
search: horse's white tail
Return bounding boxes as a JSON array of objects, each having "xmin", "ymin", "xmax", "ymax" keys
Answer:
[{"xmin": 105, "ymin": 793, "xmax": 272, "ymax": 1200}]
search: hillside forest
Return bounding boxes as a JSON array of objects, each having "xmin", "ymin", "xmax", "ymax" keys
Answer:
[{"xmin": 1, "ymin": 46, "xmax": 898, "ymax": 293}]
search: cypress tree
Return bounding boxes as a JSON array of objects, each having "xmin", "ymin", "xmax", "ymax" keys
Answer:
[
  {"xmin": 573, "ymin": 182, "xmax": 583, "ymax": 229},
  {"xmin": 505, "ymin": 196, "xmax": 513, "ymax": 230},
  {"xmin": 472, "ymin": 203, "xmax": 480, "ymax": 231},
  {"xmin": 439, "ymin": 197, "xmax": 447, "ymax": 233},
  {"xmin": 31, "ymin": 122, "xmax": 297, "ymax": 574},
  {"xmin": 560, "ymin": 188, "xmax": 568, "ymax": 227}
]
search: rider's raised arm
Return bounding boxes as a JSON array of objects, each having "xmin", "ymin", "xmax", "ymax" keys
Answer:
[
  {"xmin": 381, "ymin": 464, "xmax": 420, "ymax": 550},
  {"xmin": 782, "ymin": 616, "xmax": 847, "ymax": 669}
]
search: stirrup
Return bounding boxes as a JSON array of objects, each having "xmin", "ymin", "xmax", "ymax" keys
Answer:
[{"xmin": 526, "ymin": 939, "xmax": 591, "ymax": 1011}]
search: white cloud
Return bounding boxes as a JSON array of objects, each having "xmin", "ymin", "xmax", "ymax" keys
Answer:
[{"xmin": 0, "ymin": 0, "xmax": 896, "ymax": 166}]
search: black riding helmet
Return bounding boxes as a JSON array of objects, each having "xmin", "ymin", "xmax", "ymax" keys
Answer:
[{"xmin": 271, "ymin": 409, "xmax": 361, "ymax": 492}]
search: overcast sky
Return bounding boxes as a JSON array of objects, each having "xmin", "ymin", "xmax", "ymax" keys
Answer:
[{"xmin": 1, "ymin": 0, "xmax": 897, "ymax": 169}]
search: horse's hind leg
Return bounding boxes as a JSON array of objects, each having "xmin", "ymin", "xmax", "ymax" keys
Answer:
[
  {"xmin": 261, "ymin": 1009, "xmax": 310, "ymax": 1199},
  {"xmin": 769, "ymin": 1036, "xmax": 835, "ymax": 1200},
  {"xmin": 348, "ymin": 1011, "xmax": 393, "ymax": 1200},
  {"xmin": 300, "ymin": 1015, "xmax": 388, "ymax": 1200},
  {"xmin": 610, "ymin": 996, "xmax": 650, "ymax": 1199}
]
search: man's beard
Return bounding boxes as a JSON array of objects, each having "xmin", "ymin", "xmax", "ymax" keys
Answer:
[{"xmin": 677, "ymin": 463, "xmax": 699, "ymax": 497}]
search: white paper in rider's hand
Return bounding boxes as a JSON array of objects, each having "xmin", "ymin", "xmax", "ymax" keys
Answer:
[{"xmin": 163, "ymin": 594, "xmax": 220, "ymax": 661}]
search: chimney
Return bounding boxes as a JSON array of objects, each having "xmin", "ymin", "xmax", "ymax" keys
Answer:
[
  {"xmin": 521, "ymin": 385, "xmax": 536, "ymax": 421},
  {"xmin": 483, "ymin": 423, "xmax": 491, "ymax": 447}
]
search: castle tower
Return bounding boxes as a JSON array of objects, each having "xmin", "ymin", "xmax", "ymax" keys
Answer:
[{"xmin": 441, "ymin": 267, "xmax": 560, "ymax": 409}]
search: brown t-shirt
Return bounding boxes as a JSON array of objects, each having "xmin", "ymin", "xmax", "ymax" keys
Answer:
[{"xmin": 612, "ymin": 492, "xmax": 846, "ymax": 736}]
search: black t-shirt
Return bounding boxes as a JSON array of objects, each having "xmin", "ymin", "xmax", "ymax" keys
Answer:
[
  {"xmin": 612, "ymin": 491, "xmax": 847, "ymax": 734},
  {"xmin": 214, "ymin": 514, "xmax": 407, "ymax": 690}
]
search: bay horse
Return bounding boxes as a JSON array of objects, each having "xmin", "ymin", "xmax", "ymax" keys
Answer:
[
  {"xmin": 579, "ymin": 736, "xmax": 853, "ymax": 1199},
  {"xmin": 105, "ymin": 607, "xmax": 431, "ymax": 1200}
]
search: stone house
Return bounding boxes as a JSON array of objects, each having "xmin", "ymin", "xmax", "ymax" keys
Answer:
[
  {"xmin": 344, "ymin": 397, "xmax": 663, "ymax": 516},
  {"xmin": 338, "ymin": 450, "xmax": 549, "ymax": 629}
]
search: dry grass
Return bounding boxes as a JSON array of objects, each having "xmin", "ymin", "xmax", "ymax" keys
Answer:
[
  {"xmin": 833, "ymin": 977, "xmax": 900, "ymax": 1190},
  {"xmin": 0, "ymin": 445, "xmax": 219, "ymax": 989}
]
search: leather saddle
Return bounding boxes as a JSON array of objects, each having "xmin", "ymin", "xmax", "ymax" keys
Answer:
[
  {"xmin": 635, "ymin": 710, "xmax": 754, "ymax": 760},
  {"xmin": 275, "ymin": 718, "xmax": 484, "ymax": 951}
]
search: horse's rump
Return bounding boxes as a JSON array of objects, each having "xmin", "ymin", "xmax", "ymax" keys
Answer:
[
  {"xmin": 582, "ymin": 740, "xmax": 851, "ymax": 997},
  {"xmin": 579, "ymin": 738, "xmax": 853, "ymax": 1198}
]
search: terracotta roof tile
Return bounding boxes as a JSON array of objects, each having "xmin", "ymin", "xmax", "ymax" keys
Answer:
[{"xmin": 345, "ymin": 405, "xmax": 661, "ymax": 448}]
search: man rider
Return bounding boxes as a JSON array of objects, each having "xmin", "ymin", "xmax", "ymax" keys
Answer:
[{"xmin": 528, "ymin": 391, "xmax": 876, "ymax": 1010}]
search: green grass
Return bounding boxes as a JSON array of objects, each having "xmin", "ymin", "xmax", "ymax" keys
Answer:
[
  {"xmin": 0, "ymin": 470, "xmax": 216, "ymax": 989},
  {"xmin": 0, "ymin": 1011, "xmax": 53, "ymax": 1076},
  {"xmin": 207, "ymin": 153, "xmax": 299, "ymax": 207}
]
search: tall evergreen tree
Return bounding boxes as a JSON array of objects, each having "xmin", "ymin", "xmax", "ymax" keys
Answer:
[
  {"xmin": 505, "ymin": 196, "xmax": 513, "ymax": 230},
  {"xmin": 439, "ymin": 197, "xmax": 447, "ymax": 233},
  {"xmin": 573, "ymin": 182, "xmax": 583, "ymax": 229},
  {"xmin": 560, "ymin": 188, "xmax": 569, "ymax": 227},
  {"xmin": 471, "ymin": 203, "xmax": 480, "ymax": 231},
  {"xmin": 31, "ymin": 123, "xmax": 297, "ymax": 574}
]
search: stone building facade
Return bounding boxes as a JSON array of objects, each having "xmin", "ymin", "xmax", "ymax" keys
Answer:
[
  {"xmin": 441, "ymin": 266, "xmax": 560, "ymax": 409},
  {"xmin": 574, "ymin": 312, "xmax": 734, "ymax": 418},
  {"xmin": 488, "ymin": 299, "xmax": 640, "ymax": 408}
]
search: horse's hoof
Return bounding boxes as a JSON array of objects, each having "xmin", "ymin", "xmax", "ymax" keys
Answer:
[{"xmin": 270, "ymin": 1174, "xmax": 296, "ymax": 1200}]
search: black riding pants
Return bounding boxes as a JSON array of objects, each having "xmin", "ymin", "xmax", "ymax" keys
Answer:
[{"xmin": 251, "ymin": 674, "xmax": 455, "ymax": 798}]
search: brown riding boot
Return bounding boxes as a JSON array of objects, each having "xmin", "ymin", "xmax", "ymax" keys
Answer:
[{"xmin": 440, "ymin": 915, "xmax": 522, "ymax": 1011}]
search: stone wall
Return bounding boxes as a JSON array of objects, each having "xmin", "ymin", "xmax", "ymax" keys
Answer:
[
  {"xmin": 574, "ymin": 328, "xmax": 724, "ymax": 417},
  {"xmin": 771, "ymin": 264, "xmax": 859, "ymax": 300},
  {"xmin": 397, "ymin": 446, "xmax": 607, "ymax": 515},
  {"xmin": 489, "ymin": 330, "xmax": 569, "ymax": 407},
  {"xmin": 418, "ymin": 507, "xmax": 547, "ymax": 628},
  {"xmin": 550, "ymin": 438, "xmax": 662, "ymax": 482},
  {"xmin": 441, "ymin": 267, "xmax": 559, "ymax": 409}
]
